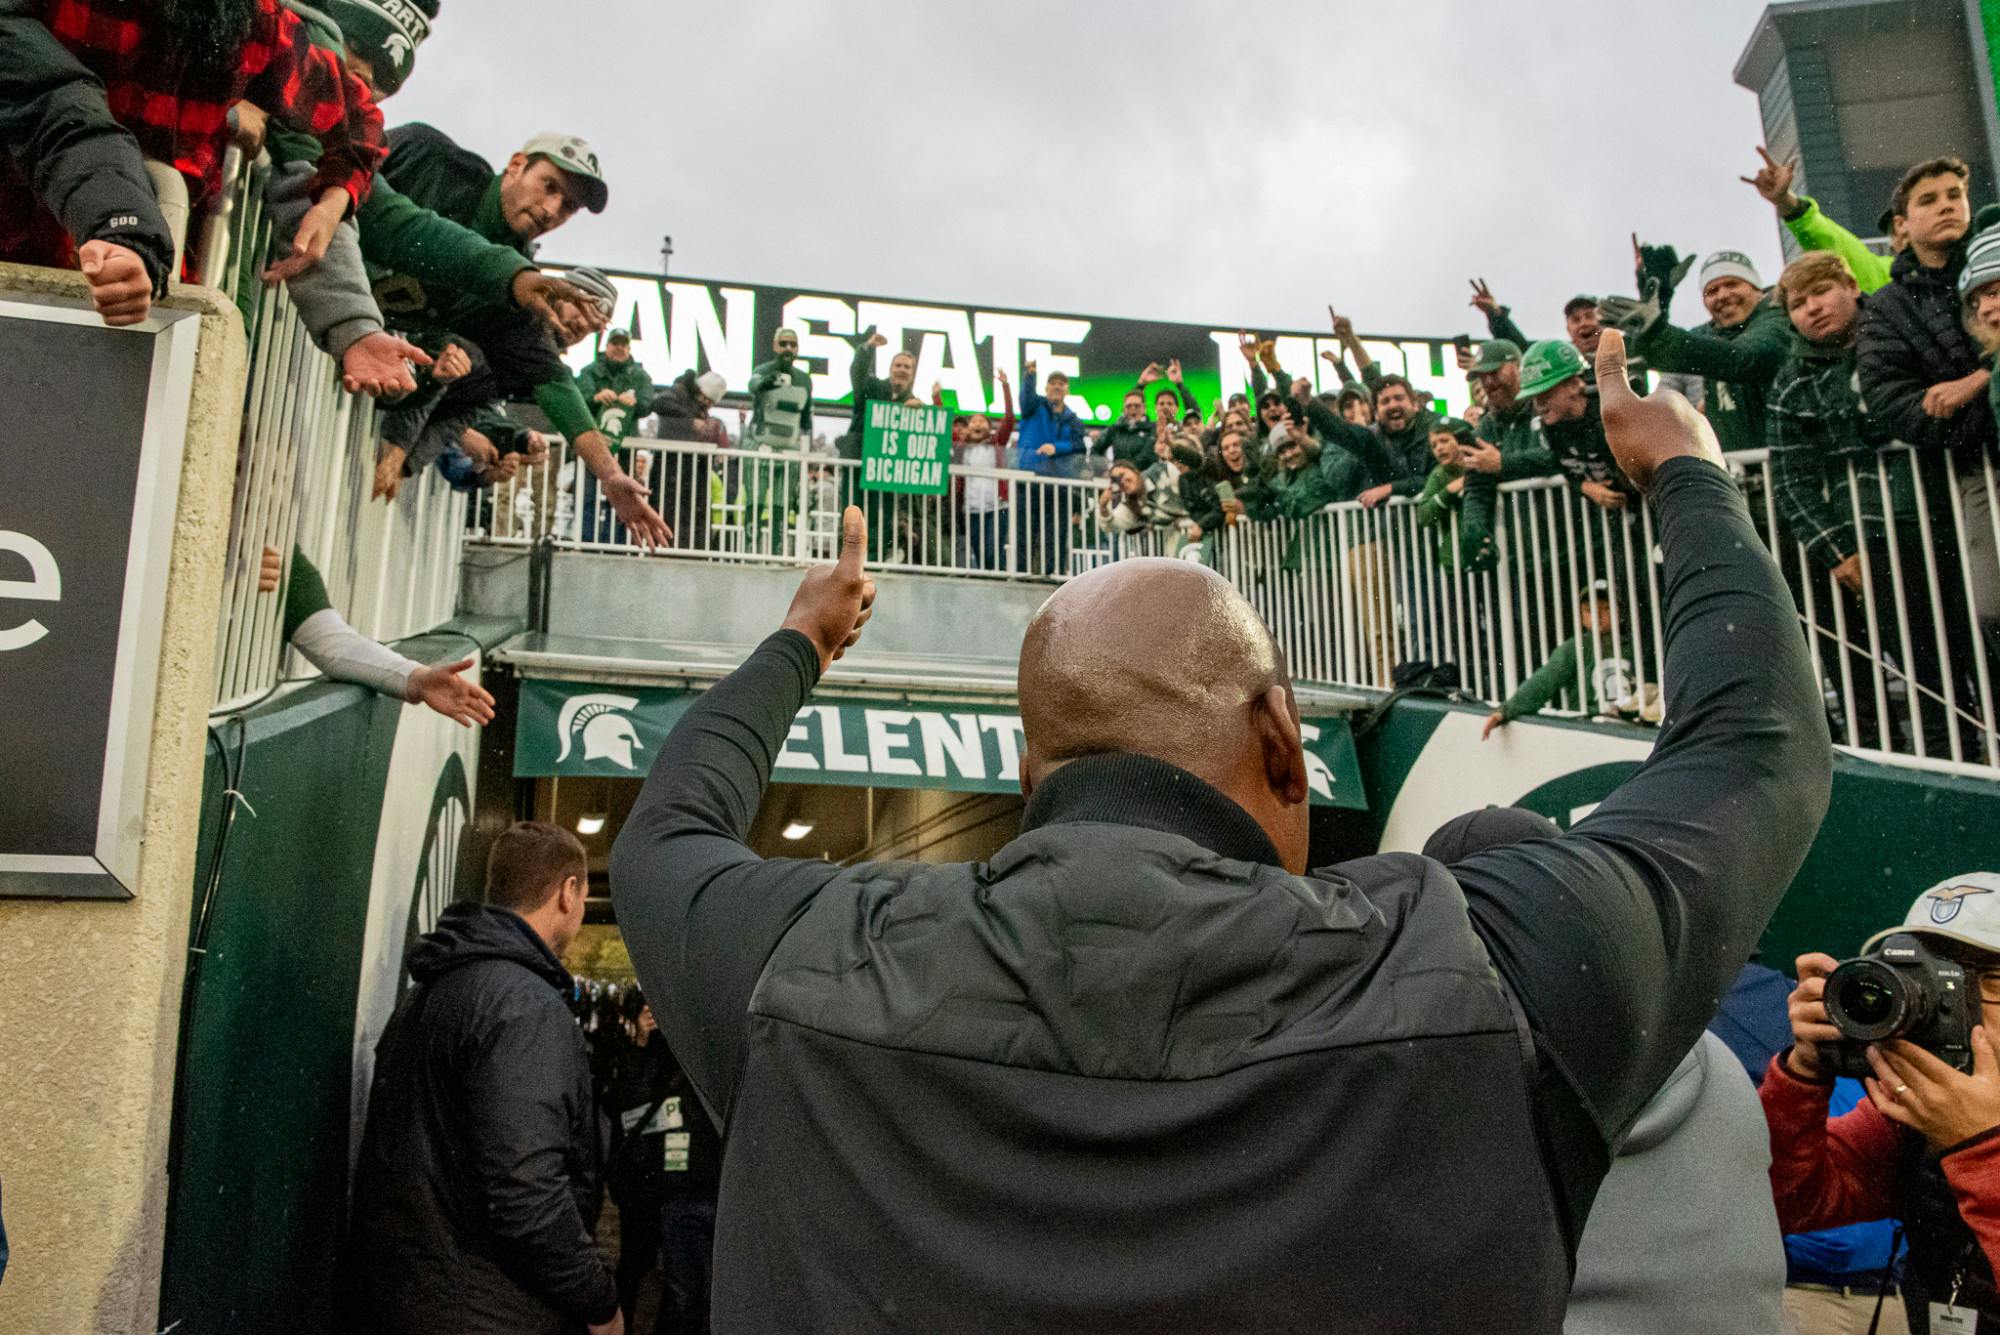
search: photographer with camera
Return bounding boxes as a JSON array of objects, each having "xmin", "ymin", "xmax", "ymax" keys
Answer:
[{"xmin": 1766, "ymin": 873, "xmax": 2000, "ymax": 1332}]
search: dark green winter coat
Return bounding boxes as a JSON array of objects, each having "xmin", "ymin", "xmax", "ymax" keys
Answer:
[
  {"xmin": 1099, "ymin": 414, "xmax": 1159, "ymax": 470},
  {"xmin": 575, "ymin": 353, "xmax": 655, "ymax": 443}
]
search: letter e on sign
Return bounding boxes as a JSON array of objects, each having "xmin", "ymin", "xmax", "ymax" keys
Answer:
[{"xmin": 0, "ymin": 530, "xmax": 61, "ymax": 652}]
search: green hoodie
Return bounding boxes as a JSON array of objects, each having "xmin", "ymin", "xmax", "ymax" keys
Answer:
[
  {"xmin": 575, "ymin": 353, "xmax": 655, "ymax": 443},
  {"xmin": 1414, "ymin": 465, "xmax": 1496, "ymax": 573},
  {"xmin": 1252, "ymin": 450, "xmax": 1340, "ymax": 520},
  {"xmin": 1099, "ymin": 413, "xmax": 1158, "ymax": 470},
  {"xmin": 1500, "ymin": 630, "xmax": 1610, "ymax": 722},
  {"xmin": 1632, "ymin": 293, "xmax": 1793, "ymax": 456}
]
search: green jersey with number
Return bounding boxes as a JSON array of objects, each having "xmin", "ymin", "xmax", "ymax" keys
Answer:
[{"xmin": 747, "ymin": 356, "xmax": 814, "ymax": 451}]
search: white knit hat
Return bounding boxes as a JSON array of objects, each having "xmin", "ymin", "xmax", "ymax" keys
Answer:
[
  {"xmin": 695, "ymin": 371, "xmax": 728, "ymax": 403},
  {"xmin": 1699, "ymin": 251, "xmax": 1764, "ymax": 293}
]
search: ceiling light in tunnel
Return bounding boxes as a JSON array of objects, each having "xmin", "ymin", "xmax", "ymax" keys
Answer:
[
  {"xmin": 577, "ymin": 813, "xmax": 607, "ymax": 836},
  {"xmin": 782, "ymin": 821, "xmax": 814, "ymax": 841}
]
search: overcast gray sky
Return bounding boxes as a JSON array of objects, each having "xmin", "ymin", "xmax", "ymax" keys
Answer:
[{"xmin": 390, "ymin": 0, "xmax": 1790, "ymax": 338}]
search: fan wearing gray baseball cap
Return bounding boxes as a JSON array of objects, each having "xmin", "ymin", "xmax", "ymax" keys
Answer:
[
  {"xmin": 1766, "ymin": 873, "xmax": 2000, "ymax": 1330},
  {"xmin": 374, "ymin": 120, "xmax": 671, "ymax": 547}
]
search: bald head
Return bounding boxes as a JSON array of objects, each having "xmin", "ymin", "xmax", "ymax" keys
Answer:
[{"xmin": 1019, "ymin": 559, "xmax": 1311, "ymax": 870}]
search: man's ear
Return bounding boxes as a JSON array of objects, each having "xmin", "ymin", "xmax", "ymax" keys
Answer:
[
  {"xmin": 562, "ymin": 873, "xmax": 583, "ymax": 913},
  {"xmin": 502, "ymin": 152, "xmax": 528, "ymax": 183},
  {"xmin": 1255, "ymin": 684, "xmax": 1310, "ymax": 807}
]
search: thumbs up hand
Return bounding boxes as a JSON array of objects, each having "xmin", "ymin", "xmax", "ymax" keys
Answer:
[{"xmin": 781, "ymin": 506, "xmax": 877, "ymax": 671}]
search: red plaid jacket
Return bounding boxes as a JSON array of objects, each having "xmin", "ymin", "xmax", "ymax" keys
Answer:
[{"xmin": 0, "ymin": 0, "xmax": 384, "ymax": 273}]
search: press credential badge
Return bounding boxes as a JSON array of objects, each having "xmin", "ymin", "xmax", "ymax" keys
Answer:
[
  {"xmin": 662, "ymin": 1096, "xmax": 690, "ymax": 1172},
  {"xmin": 1932, "ymin": 1303, "xmax": 1976, "ymax": 1333}
]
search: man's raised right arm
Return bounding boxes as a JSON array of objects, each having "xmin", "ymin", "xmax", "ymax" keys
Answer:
[
  {"xmin": 1449, "ymin": 331, "xmax": 1831, "ymax": 1143},
  {"xmin": 610, "ymin": 512, "xmax": 876, "ymax": 1116}
]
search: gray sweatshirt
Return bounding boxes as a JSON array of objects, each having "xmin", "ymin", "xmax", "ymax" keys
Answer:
[
  {"xmin": 1565, "ymin": 1031, "xmax": 1789, "ymax": 1334},
  {"xmin": 262, "ymin": 157, "xmax": 382, "ymax": 358}
]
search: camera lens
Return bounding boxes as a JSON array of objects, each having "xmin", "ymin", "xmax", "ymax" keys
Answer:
[
  {"xmin": 1826, "ymin": 957, "xmax": 1927, "ymax": 1043},
  {"xmin": 1843, "ymin": 979, "xmax": 1896, "ymax": 1026}
]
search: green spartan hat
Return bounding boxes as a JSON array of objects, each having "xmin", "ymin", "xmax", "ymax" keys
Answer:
[
  {"xmin": 326, "ymin": 0, "xmax": 438, "ymax": 96},
  {"xmin": 1518, "ymin": 339, "xmax": 1587, "ymax": 399}
]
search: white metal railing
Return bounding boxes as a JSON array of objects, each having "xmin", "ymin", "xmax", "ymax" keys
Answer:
[
  {"xmin": 467, "ymin": 435, "xmax": 2000, "ymax": 777},
  {"xmin": 1734, "ymin": 445, "xmax": 2000, "ymax": 772},
  {"xmin": 476, "ymin": 438, "xmax": 1112, "ymax": 581},
  {"xmin": 205, "ymin": 149, "xmax": 464, "ymax": 711}
]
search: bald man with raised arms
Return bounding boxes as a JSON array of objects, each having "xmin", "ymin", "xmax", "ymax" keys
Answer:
[{"xmin": 611, "ymin": 331, "xmax": 1833, "ymax": 1334}]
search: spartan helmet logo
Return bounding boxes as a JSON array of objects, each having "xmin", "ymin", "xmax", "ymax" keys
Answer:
[
  {"xmin": 556, "ymin": 693, "xmax": 643, "ymax": 770},
  {"xmin": 1298, "ymin": 722, "xmax": 1335, "ymax": 802},
  {"xmin": 382, "ymin": 31, "xmax": 414, "ymax": 66},
  {"xmin": 1594, "ymin": 656, "xmax": 1635, "ymax": 713}
]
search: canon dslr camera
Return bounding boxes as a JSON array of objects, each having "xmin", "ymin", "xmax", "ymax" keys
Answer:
[{"xmin": 1822, "ymin": 933, "xmax": 1976, "ymax": 1077}]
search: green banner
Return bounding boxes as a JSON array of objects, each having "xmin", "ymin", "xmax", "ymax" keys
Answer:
[
  {"xmin": 516, "ymin": 679, "xmax": 1366, "ymax": 809},
  {"xmin": 860, "ymin": 400, "xmax": 951, "ymax": 494}
]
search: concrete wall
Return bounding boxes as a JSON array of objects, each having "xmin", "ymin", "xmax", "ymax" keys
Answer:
[
  {"xmin": 0, "ymin": 267, "xmax": 243, "ymax": 1334},
  {"xmin": 543, "ymin": 550, "xmax": 1053, "ymax": 665}
]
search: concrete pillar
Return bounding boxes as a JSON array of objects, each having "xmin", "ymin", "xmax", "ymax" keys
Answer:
[{"xmin": 0, "ymin": 264, "xmax": 245, "ymax": 1335}]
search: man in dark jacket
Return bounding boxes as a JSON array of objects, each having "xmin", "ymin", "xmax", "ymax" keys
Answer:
[
  {"xmin": 0, "ymin": 1, "xmax": 173, "ymax": 323},
  {"xmin": 1354, "ymin": 374, "xmax": 1443, "ymax": 507},
  {"xmin": 1857, "ymin": 156, "xmax": 2000, "ymax": 660},
  {"xmin": 1098, "ymin": 386, "xmax": 1157, "ymax": 470},
  {"xmin": 610, "ymin": 331, "xmax": 1832, "ymax": 1333},
  {"xmin": 344, "ymin": 822, "xmax": 622, "ymax": 1335},
  {"xmin": 830, "ymin": 327, "xmax": 917, "ymax": 558},
  {"xmin": 833, "ymin": 326, "xmax": 916, "ymax": 461},
  {"xmin": 643, "ymin": 369, "xmax": 727, "ymax": 551}
]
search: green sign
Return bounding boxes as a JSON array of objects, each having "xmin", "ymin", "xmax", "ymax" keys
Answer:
[
  {"xmin": 859, "ymin": 400, "xmax": 951, "ymax": 495},
  {"xmin": 515, "ymin": 679, "xmax": 1366, "ymax": 808}
]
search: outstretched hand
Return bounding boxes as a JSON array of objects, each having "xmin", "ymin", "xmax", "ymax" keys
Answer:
[
  {"xmin": 406, "ymin": 656, "xmax": 497, "ymax": 727},
  {"xmin": 1594, "ymin": 329, "xmax": 1722, "ymax": 492},
  {"xmin": 265, "ymin": 189, "xmax": 348, "ymax": 282},
  {"xmin": 1468, "ymin": 278, "xmax": 1499, "ymax": 315},
  {"xmin": 781, "ymin": 506, "xmax": 877, "ymax": 672},
  {"xmin": 341, "ymin": 331, "xmax": 430, "ymax": 397}
]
